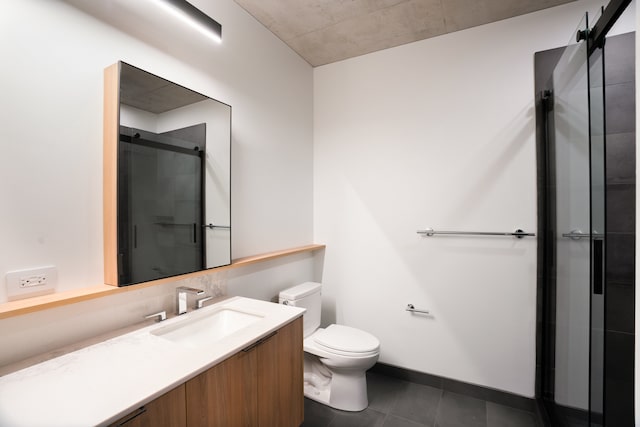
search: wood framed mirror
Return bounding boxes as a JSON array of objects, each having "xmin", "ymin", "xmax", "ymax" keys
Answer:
[{"xmin": 104, "ymin": 62, "xmax": 231, "ymax": 287}]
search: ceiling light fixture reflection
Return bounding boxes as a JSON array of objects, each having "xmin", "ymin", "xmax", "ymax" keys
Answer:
[{"xmin": 149, "ymin": 0, "xmax": 222, "ymax": 44}]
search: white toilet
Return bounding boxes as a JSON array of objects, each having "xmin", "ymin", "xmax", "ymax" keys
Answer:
[{"xmin": 279, "ymin": 282, "xmax": 380, "ymax": 412}]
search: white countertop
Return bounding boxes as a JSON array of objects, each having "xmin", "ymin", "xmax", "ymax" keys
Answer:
[{"xmin": 0, "ymin": 297, "xmax": 304, "ymax": 427}]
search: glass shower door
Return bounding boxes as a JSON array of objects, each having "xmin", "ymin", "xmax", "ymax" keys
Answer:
[
  {"xmin": 546, "ymin": 12, "xmax": 606, "ymax": 426},
  {"xmin": 548, "ymin": 13, "xmax": 603, "ymax": 426},
  {"xmin": 588, "ymin": 31, "xmax": 605, "ymax": 427}
]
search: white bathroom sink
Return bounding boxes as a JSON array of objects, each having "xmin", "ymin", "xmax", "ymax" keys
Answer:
[{"xmin": 151, "ymin": 308, "xmax": 264, "ymax": 348}]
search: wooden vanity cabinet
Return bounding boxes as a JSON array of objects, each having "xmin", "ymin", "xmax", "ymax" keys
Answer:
[
  {"xmin": 186, "ymin": 317, "xmax": 304, "ymax": 427},
  {"xmin": 256, "ymin": 317, "xmax": 304, "ymax": 426},
  {"xmin": 111, "ymin": 317, "xmax": 303, "ymax": 427},
  {"xmin": 186, "ymin": 344, "xmax": 258, "ymax": 426},
  {"xmin": 109, "ymin": 384, "xmax": 187, "ymax": 427}
]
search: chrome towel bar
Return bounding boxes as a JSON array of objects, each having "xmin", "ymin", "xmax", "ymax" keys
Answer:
[
  {"xmin": 416, "ymin": 228, "xmax": 535, "ymax": 238},
  {"xmin": 406, "ymin": 304, "xmax": 430, "ymax": 315},
  {"xmin": 561, "ymin": 229, "xmax": 590, "ymax": 240}
]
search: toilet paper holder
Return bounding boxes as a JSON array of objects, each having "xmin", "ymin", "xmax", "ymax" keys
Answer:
[{"xmin": 406, "ymin": 304, "xmax": 430, "ymax": 315}]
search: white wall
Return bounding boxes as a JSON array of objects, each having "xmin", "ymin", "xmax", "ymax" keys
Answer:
[
  {"xmin": 314, "ymin": 0, "xmax": 610, "ymax": 398},
  {"xmin": 0, "ymin": 0, "xmax": 315, "ymax": 367}
]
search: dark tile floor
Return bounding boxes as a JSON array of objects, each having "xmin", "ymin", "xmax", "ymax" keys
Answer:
[{"xmin": 302, "ymin": 372, "xmax": 538, "ymax": 427}]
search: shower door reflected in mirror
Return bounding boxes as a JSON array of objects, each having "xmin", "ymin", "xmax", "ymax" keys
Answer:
[
  {"xmin": 119, "ymin": 125, "xmax": 205, "ymax": 285},
  {"xmin": 114, "ymin": 62, "xmax": 231, "ymax": 286}
]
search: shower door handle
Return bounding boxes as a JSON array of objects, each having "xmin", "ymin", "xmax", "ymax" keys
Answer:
[{"xmin": 593, "ymin": 239, "xmax": 604, "ymax": 295}]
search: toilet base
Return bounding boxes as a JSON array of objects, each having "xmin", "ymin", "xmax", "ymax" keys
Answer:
[
  {"xmin": 303, "ymin": 380, "xmax": 331, "ymax": 407},
  {"xmin": 303, "ymin": 355, "xmax": 371, "ymax": 412},
  {"xmin": 303, "ymin": 379, "xmax": 369, "ymax": 412}
]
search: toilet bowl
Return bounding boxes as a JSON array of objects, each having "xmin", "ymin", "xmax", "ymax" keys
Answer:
[{"xmin": 279, "ymin": 282, "xmax": 380, "ymax": 411}]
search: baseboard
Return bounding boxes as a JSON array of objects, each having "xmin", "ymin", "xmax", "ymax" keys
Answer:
[{"xmin": 371, "ymin": 362, "xmax": 536, "ymax": 413}]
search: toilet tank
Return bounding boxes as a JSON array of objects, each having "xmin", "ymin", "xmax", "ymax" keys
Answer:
[{"xmin": 279, "ymin": 282, "xmax": 322, "ymax": 338}]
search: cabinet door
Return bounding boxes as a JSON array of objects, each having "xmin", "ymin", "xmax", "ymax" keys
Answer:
[
  {"xmin": 109, "ymin": 384, "xmax": 186, "ymax": 427},
  {"xmin": 257, "ymin": 317, "xmax": 304, "ymax": 427},
  {"xmin": 186, "ymin": 349, "xmax": 258, "ymax": 427}
]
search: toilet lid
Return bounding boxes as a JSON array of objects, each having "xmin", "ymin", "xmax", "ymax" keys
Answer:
[{"xmin": 313, "ymin": 324, "xmax": 380, "ymax": 354}]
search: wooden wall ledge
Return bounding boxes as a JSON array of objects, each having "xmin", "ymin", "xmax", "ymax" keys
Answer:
[{"xmin": 0, "ymin": 244, "xmax": 325, "ymax": 320}]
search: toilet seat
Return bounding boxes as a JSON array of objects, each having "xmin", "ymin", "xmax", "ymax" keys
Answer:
[{"xmin": 312, "ymin": 325, "xmax": 379, "ymax": 357}]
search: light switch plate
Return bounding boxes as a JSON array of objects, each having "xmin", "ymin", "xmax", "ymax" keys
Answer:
[{"xmin": 6, "ymin": 266, "xmax": 57, "ymax": 301}]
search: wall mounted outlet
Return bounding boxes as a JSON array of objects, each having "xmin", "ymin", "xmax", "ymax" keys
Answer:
[
  {"xmin": 6, "ymin": 266, "xmax": 57, "ymax": 301},
  {"xmin": 20, "ymin": 275, "xmax": 47, "ymax": 288}
]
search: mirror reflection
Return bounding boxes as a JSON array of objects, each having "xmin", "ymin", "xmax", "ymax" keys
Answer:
[{"xmin": 117, "ymin": 62, "xmax": 231, "ymax": 286}]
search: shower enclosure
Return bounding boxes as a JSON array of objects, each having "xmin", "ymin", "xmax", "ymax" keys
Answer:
[{"xmin": 536, "ymin": 1, "xmax": 634, "ymax": 425}]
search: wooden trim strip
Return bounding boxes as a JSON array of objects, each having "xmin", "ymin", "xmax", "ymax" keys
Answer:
[
  {"xmin": 0, "ymin": 244, "xmax": 325, "ymax": 320},
  {"xmin": 103, "ymin": 63, "xmax": 119, "ymax": 286}
]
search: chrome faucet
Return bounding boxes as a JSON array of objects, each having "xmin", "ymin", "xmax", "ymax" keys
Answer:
[
  {"xmin": 196, "ymin": 296, "xmax": 214, "ymax": 309},
  {"xmin": 176, "ymin": 286, "xmax": 205, "ymax": 315}
]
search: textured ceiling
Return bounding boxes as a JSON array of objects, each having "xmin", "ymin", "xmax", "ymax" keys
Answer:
[
  {"xmin": 232, "ymin": 0, "xmax": 577, "ymax": 66},
  {"xmin": 120, "ymin": 63, "xmax": 208, "ymax": 114}
]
